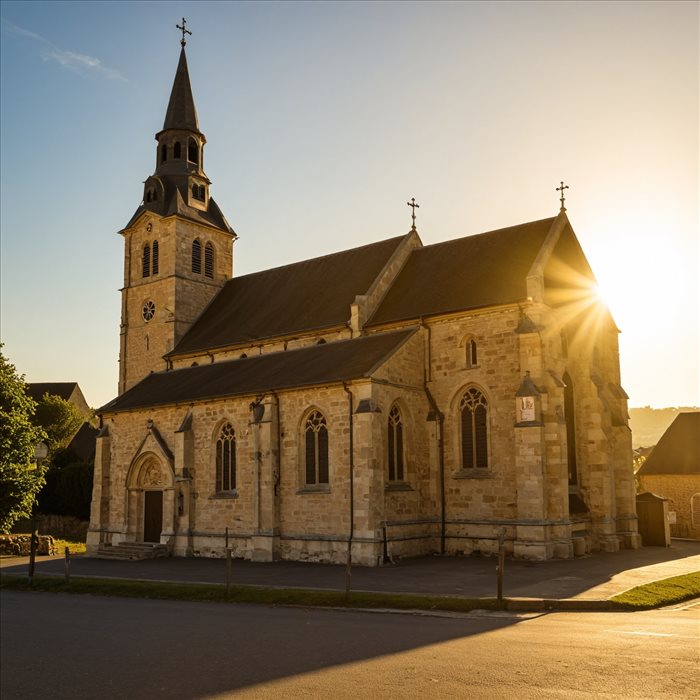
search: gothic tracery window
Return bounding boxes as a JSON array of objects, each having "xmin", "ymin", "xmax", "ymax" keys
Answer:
[
  {"xmin": 388, "ymin": 405, "xmax": 404, "ymax": 481},
  {"xmin": 192, "ymin": 239, "xmax": 202, "ymax": 274},
  {"xmin": 216, "ymin": 423, "xmax": 237, "ymax": 492},
  {"xmin": 460, "ymin": 387, "xmax": 489, "ymax": 469},
  {"xmin": 142, "ymin": 243, "xmax": 151, "ymax": 277},
  {"xmin": 304, "ymin": 410, "xmax": 329, "ymax": 486},
  {"xmin": 204, "ymin": 242, "xmax": 214, "ymax": 278}
]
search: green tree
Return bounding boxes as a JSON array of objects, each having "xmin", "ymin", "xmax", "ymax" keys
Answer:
[
  {"xmin": 34, "ymin": 393, "xmax": 83, "ymax": 456},
  {"xmin": 0, "ymin": 349, "xmax": 47, "ymax": 532}
]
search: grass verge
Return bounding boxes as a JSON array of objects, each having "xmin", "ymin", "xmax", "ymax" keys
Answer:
[
  {"xmin": 609, "ymin": 571, "xmax": 700, "ymax": 610},
  {"xmin": 52, "ymin": 540, "xmax": 86, "ymax": 556},
  {"xmin": 0, "ymin": 574, "xmax": 501, "ymax": 613}
]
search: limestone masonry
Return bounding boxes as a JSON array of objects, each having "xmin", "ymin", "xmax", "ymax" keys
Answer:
[{"xmin": 88, "ymin": 42, "xmax": 641, "ymax": 564}]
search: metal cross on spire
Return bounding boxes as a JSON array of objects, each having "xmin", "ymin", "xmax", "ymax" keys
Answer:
[
  {"xmin": 407, "ymin": 197, "xmax": 420, "ymax": 230},
  {"xmin": 177, "ymin": 18, "xmax": 192, "ymax": 48},
  {"xmin": 556, "ymin": 181, "xmax": 569, "ymax": 211}
]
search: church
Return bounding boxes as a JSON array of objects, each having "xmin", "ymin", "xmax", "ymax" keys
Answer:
[{"xmin": 87, "ymin": 35, "xmax": 641, "ymax": 564}]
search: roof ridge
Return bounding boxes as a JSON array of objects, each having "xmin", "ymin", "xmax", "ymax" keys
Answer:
[{"xmin": 227, "ymin": 234, "xmax": 407, "ymax": 281}]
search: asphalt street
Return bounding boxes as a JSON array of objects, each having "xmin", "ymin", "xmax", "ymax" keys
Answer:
[{"xmin": 1, "ymin": 591, "xmax": 698, "ymax": 699}]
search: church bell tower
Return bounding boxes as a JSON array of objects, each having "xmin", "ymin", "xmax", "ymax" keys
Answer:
[{"xmin": 118, "ymin": 25, "xmax": 236, "ymax": 393}]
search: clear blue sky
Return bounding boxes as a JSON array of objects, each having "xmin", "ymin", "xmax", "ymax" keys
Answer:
[{"xmin": 1, "ymin": 1, "xmax": 698, "ymax": 409}]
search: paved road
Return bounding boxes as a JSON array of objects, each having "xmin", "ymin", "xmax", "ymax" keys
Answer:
[
  {"xmin": 2, "ymin": 539, "xmax": 699, "ymax": 601},
  {"xmin": 2, "ymin": 591, "xmax": 698, "ymax": 699}
]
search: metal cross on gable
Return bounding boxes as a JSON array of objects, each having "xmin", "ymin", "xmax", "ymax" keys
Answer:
[
  {"xmin": 556, "ymin": 181, "xmax": 569, "ymax": 211},
  {"xmin": 177, "ymin": 18, "xmax": 192, "ymax": 47},
  {"xmin": 407, "ymin": 197, "xmax": 420, "ymax": 230}
]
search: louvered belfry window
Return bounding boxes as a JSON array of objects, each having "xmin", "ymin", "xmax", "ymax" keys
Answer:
[
  {"xmin": 304, "ymin": 411, "xmax": 329, "ymax": 485},
  {"xmin": 388, "ymin": 405, "xmax": 404, "ymax": 481},
  {"xmin": 152, "ymin": 240, "xmax": 159, "ymax": 275},
  {"xmin": 191, "ymin": 239, "xmax": 202, "ymax": 274},
  {"xmin": 216, "ymin": 423, "xmax": 236, "ymax": 492},
  {"xmin": 204, "ymin": 242, "xmax": 214, "ymax": 278},
  {"xmin": 460, "ymin": 387, "xmax": 488, "ymax": 468},
  {"xmin": 142, "ymin": 244, "xmax": 151, "ymax": 277}
]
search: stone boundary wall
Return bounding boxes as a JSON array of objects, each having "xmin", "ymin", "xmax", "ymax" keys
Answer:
[{"xmin": 0, "ymin": 534, "xmax": 57, "ymax": 556}]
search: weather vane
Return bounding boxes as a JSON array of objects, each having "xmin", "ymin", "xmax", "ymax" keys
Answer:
[
  {"xmin": 407, "ymin": 197, "xmax": 420, "ymax": 230},
  {"xmin": 177, "ymin": 18, "xmax": 192, "ymax": 48},
  {"xmin": 556, "ymin": 181, "xmax": 569, "ymax": 211}
]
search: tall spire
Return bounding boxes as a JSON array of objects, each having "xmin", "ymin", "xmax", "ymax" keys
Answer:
[{"xmin": 162, "ymin": 48, "xmax": 200, "ymax": 133}]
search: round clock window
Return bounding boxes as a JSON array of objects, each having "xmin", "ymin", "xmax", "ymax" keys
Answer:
[{"xmin": 142, "ymin": 300, "xmax": 156, "ymax": 322}]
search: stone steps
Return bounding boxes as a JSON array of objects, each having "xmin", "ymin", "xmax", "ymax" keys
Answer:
[{"xmin": 96, "ymin": 542, "xmax": 169, "ymax": 560}]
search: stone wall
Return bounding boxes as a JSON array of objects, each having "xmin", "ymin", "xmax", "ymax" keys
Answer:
[{"xmin": 639, "ymin": 474, "xmax": 700, "ymax": 540}]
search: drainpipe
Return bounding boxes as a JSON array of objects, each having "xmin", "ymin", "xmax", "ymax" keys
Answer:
[
  {"xmin": 421, "ymin": 319, "xmax": 446, "ymax": 555},
  {"xmin": 342, "ymin": 382, "xmax": 354, "ymax": 596}
]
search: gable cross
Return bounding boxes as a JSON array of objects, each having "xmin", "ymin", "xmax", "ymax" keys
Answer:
[
  {"xmin": 177, "ymin": 18, "xmax": 192, "ymax": 47},
  {"xmin": 407, "ymin": 197, "xmax": 420, "ymax": 230},
  {"xmin": 556, "ymin": 181, "xmax": 569, "ymax": 211}
]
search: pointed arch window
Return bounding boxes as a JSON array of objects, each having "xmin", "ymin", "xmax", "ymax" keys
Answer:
[
  {"xmin": 191, "ymin": 239, "xmax": 202, "ymax": 274},
  {"xmin": 173, "ymin": 141, "xmax": 181, "ymax": 159},
  {"xmin": 466, "ymin": 339, "xmax": 478, "ymax": 368},
  {"xmin": 142, "ymin": 243, "xmax": 151, "ymax": 277},
  {"xmin": 388, "ymin": 405, "xmax": 405, "ymax": 481},
  {"xmin": 152, "ymin": 240, "xmax": 159, "ymax": 275},
  {"xmin": 460, "ymin": 387, "xmax": 489, "ymax": 469},
  {"xmin": 188, "ymin": 137, "xmax": 199, "ymax": 164},
  {"xmin": 304, "ymin": 410, "xmax": 329, "ymax": 486},
  {"xmin": 216, "ymin": 423, "xmax": 237, "ymax": 493},
  {"xmin": 204, "ymin": 242, "xmax": 214, "ymax": 278},
  {"xmin": 160, "ymin": 144, "xmax": 167, "ymax": 163}
]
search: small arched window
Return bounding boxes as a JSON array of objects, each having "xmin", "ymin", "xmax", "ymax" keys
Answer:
[
  {"xmin": 145, "ymin": 334, "xmax": 149, "ymax": 351},
  {"xmin": 142, "ymin": 243, "xmax": 151, "ymax": 277},
  {"xmin": 191, "ymin": 239, "xmax": 202, "ymax": 274},
  {"xmin": 216, "ymin": 423, "xmax": 236, "ymax": 493},
  {"xmin": 188, "ymin": 137, "xmax": 199, "ymax": 164},
  {"xmin": 152, "ymin": 240, "xmax": 159, "ymax": 275},
  {"xmin": 146, "ymin": 190, "xmax": 152, "ymax": 203},
  {"xmin": 160, "ymin": 144, "xmax": 167, "ymax": 163},
  {"xmin": 460, "ymin": 387, "xmax": 488, "ymax": 469},
  {"xmin": 304, "ymin": 410, "xmax": 329, "ymax": 486},
  {"xmin": 388, "ymin": 405, "xmax": 404, "ymax": 481},
  {"xmin": 204, "ymin": 243, "xmax": 214, "ymax": 278},
  {"xmin": 467, "ymin": 339, "xmax": 478, "ymax": 368},
  {"xmin": 173, "ymin": 141, "xmax": 181, "ymax": 159}
]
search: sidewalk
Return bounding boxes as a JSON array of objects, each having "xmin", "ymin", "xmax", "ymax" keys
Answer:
[{"xmin": 2, "ymin": 539, "xmax": 698, "ymax": 603}]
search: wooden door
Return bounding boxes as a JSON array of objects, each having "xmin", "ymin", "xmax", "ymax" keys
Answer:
[{"xmin": 143, "ymin": 491, "xmax": 163, "ymax": 543}]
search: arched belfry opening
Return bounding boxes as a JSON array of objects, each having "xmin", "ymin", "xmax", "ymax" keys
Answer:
[{"xmin": 563, "ymin": 372, "xmax": 577, "ymax": 486}]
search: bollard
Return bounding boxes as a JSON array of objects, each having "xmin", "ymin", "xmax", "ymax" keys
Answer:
[
  {"xmin": 225, "ymin": 526, "xmax": 229, "ymax": 550},
  {"xmin": 226, "ymin": 547, "xmax": 232, "ymax": 594},
  {"xmin": 64, "ymin": 546, "xmax": 71, "ymax": 583},
  {"xmin": 28, "ymin": 529, "xmax": 38, "ymax": 585}
]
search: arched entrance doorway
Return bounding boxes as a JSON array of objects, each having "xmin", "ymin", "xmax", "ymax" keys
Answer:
[{"xmin": 125, "ymin": 454, "xmax": 175, "ymax": 544}]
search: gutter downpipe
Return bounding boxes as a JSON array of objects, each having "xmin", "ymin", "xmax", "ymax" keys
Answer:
[
  {"xmin": 421, "ymin": 319, "xmax": 446, "ymax": 556},
  {"xmin": 342, "ymin": 382, "xmax": 354, "ymax": 597}
]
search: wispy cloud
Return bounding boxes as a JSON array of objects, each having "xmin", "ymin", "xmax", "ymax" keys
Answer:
[{"xmin": 2, "ymin": 18, "xmax": 128, "ymax": 82}]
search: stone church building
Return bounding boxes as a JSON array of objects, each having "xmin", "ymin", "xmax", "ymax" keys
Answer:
[{"xmin": 87, "ymin": 43, "xmax": 641, "ymax": 564}]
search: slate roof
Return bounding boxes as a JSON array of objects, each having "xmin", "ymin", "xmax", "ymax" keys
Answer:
[
  {"xmin": 100, "ymin": 328, "xmax": 417, "ymax": 413},
  {"xmin": 637, "ymin": 413, "xmax": 700, "ymax": 476},
  {"xmin": 170, "ymin": 235, "xmax": 408, "ymax": 356},
  {"xmin": 66, "ymin": 422, "xmax": 99, "ymax": 462},
  {"xmin": 161, "ymin": 48, "xmax": 200, "ymax": 134},
  {"xmin": 26, "ymin": 382, "xmax": 78, "ymax": 403},
  {"xmin": 367, "ymin": 217, "xmax": 556, "ymax": 326}
]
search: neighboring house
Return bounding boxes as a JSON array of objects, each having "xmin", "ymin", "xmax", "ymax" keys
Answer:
[
  {"xmin": 27, "ymin": 382, "xmax": 96, "ymax": 462},
  {"xmin": 637, "ymin": 412, "xmax": 700, "ymax": 540},
  {"xmin": 27, "ymin": 382, "xmax": 91, "ymax": 421},
  {"xmin": 87, "ymin": 41, "xmax": 641, "ymax": 564}
]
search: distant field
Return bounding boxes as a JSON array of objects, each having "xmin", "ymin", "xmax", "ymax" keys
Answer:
[{"xmin": 629, "ymin": 406, "xmax": 699, "ymax": 448}]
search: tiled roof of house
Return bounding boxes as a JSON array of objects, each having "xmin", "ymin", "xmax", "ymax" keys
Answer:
[
  {"xmin": 100, "ymin": 328, "xmax": 416, "ymax": 413},
  {"xmin": 367, "ymin": 217, "xmax": 556, "ymax": 326},
  {"xmin": 637, "ymin": 412, "xmax": 700, "ymax": 475},
  {"xmin": 169, "ymin": 235, "xmax": 408, "ymax": 356},
  {"xmin": 26, "ymin": 382, "xmax": 78, "ymax": 402}
]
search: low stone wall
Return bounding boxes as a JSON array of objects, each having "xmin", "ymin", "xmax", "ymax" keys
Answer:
[
  {"xmin": 12, "ymin": 514, "xmax": 88, "ymax": 542},
  {"xmin": 0, "ymin": 534, "xmax": 57, "ymax": 556}
]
